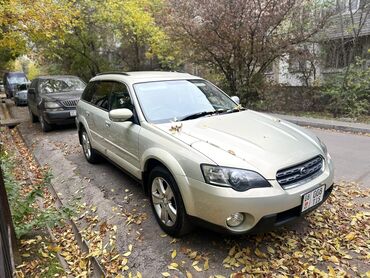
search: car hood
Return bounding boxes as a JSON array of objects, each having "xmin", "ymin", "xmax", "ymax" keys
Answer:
[
  {"xmin": 155, "ymin": 110, "xmax": 324, "ymax": 179},
  {"xmin": 41, "ymin": 90, "xmax": 83, "ymax": 101}
]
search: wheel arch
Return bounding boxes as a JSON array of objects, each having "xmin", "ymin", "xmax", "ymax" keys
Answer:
[
  {"xmin": 141, "ymin": 149, "xmax": 187, "ymax": 196},
  {"xmin": 77, "ymin": 117, "xmax": 91, "ymax": 146}
]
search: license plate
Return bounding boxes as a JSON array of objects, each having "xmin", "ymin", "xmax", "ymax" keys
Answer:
[
  {"xmin": 301, "ymin": 185, "xmax": 325, "ymax": 212},
  {"xmin": 70, "ymin": 110, "xmax": 77, "ymax": 116}
]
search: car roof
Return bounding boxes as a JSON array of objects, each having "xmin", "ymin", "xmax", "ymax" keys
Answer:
[
  {"xmin": 36, "ymin": 75, "xmax": 81, "ymax": 80},
  {"xmin": 90, "ymin": 71, "xmax": 202, "ymax": 85},
  {"xmin": 4, "ymin": 72, "xmax": 26, "ymax": 76}
]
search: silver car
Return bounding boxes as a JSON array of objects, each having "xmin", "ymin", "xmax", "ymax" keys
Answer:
[{"xmin": 76, "ymin": 72, "xmax": 334, "ymax": 236}]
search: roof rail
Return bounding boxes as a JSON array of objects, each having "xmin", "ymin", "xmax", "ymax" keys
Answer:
[{"xmin": 96, "ymin": 72, "xmax": 129, "ymax": 76}]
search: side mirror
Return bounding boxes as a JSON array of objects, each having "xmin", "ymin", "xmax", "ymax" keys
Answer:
[
  {"xmin": 231, "ymin": 96, "xmax": 240, "ymax": 104},
  {"xmin": 109, "ymin": 108, "xmax": 133, "ymax": 122},
  {"xmin": 28, "ymin": 88, "xmax": 35, "ymax": 95}
]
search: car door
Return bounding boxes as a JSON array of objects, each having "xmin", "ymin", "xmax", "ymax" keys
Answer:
[
  {"xmin": 105, "ymin": 81, "xmax": 141, "ymax": 178},
  {"xmin": 88, "ymin": 81, "xmax": 114, "ymax": 153}
]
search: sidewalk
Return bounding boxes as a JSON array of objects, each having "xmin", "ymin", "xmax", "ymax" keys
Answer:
[{"xmin": 270, "ymin": 113, "xmax": 370, "ymax": 134}]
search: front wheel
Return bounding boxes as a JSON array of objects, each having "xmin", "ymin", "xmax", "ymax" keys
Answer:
[
  {"xmin": 29, "ymin": 107, "xmax": 38, "ymax": 123},
  {"xmin": 39, "ymin": 113, "xmax": 52, "ymax": 132},
  {"xmin": 149, "ymin": 166, "xmax": 192, "ymax": 237}
]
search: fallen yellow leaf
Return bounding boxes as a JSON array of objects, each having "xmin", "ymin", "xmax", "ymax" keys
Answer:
[
  {"xmin": 171, "ymin": 249, "xmax": 177, "ymax": 259},
  {"xmin": 345, "ymin": 232, "xmax": 356, "ymax": 241},
  {"xmin": 193, "ymin": 265, "xmax": 202, "ymax": 272},
  {"xmin": 203, "ymin": 259, "xmax": 209, "ymax": 271},
  {"xmin": 329, "ymin": 255, "xmax": 339, "ymax": 264},
  {"xmin": 254, "ymin": 248, "xmax": 267, "ymax": 258},
  {"xmin": 168, "ymin": 262, "xmax": 178, "ymax": 270},
  {"xmin": 189, "ymin": 251, "xmax": 197, "ymax": 259},
  {"xmin": 328, "ymin": 265, "xmax": 336, "ymax": 277},
  {"xmin": 123, "ymin": 251, "xmax": 131, "ymax": 257}
]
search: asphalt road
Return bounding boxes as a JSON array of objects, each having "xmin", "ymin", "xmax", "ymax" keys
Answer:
[
  {"xmin": 312, "ymin": 129, "xmax": 370, "ymax": 187},
  {"xmin": 9, "ymin": 104, "xmax": 370, "ymax": 276}
]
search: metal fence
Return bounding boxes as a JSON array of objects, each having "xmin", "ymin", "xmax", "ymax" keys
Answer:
[{"xmin": 0, "ymin": 165, "xmax": 16, "ymax": 278}]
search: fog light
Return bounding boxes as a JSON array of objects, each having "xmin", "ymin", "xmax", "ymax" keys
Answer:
[{"xmin": 226, "ymin": 212, "xmax": 244, "ymax": 227}]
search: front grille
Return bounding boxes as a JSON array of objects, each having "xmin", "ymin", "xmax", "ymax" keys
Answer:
[
  {"xmin": 61, "ymin": 99, "xmax": 79, "ymax": 108},
  {"xmin": 276, "ymin": 155, "xmax": 324, "ymax": 189}
]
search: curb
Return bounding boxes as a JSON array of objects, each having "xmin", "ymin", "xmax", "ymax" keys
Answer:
[
  {"xmin": 15, "ymin": 126, "xmax": 106, "ymax": 278},
  {"xmin": 269, "ymin": 114, "xmax": 370, "ymax": 135}
]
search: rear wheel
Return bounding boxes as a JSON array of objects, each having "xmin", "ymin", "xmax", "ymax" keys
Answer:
[
  {"xmin": 39, "ymin": 113, "xmax": 52, "ymax": 132},
  {"xmin": 149, "ymin": 166, "xmax": 192, "ymax": 237},
  {"xmin": 81, "ymin": 129, "xmax": 100, "ymax": 163}
]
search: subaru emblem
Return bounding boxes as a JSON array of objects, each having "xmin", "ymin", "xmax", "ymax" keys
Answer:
[{"xmin": 300, "ymin": 167, "xmax": 308, "ymax": 175}]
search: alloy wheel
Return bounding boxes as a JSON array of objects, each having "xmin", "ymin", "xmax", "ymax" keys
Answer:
[
  {"xmin": 82, "ymin": 131, "xmax": 92, "ymax": 159},
  {"xmin": 151, "ymin": 177, "xmax": 177, "ymax": 227}
]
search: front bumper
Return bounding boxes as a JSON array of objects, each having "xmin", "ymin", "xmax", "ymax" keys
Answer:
[
  {"xmin": 43, "ymin": 109, "xmax": 77, "ymax": 125},
  {"xmin": 179, "ymin": 156, "xmax": 334, "ymax": 234},
  {"xmin": 14, "ymin": 97, "xmax": 28, "ymax": 105}
]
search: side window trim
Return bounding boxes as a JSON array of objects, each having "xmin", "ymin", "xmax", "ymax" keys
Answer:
[
  {"xmin": 84, "ymin": 80, "xmax": 110, "ymax": 112},
  {"xmin": 107, "ymin": 80, "xmax": 140, "ymax": 125},
  {"xmin": 81, "ymin": 79, "xmax": 140, "ymax": 125}
]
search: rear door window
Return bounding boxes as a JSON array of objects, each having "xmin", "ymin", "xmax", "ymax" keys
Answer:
[{"xmin": 81, "ymin": 82, "xmax": 95, "ymax": 102}]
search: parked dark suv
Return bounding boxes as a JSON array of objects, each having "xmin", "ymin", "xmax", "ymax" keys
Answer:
[
  {"xmin": 28, "ymin": 75, "xmax": 86, "ymax": 131},
  {"xmin": 3, "ymin": 72, "xmax": 28, "ymax": 98}
]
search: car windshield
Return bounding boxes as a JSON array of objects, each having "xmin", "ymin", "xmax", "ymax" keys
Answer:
[
  {"xmin": 134, "ymin": 80, "xmax": 238, "ymax": 123},
  {"xmin": 8, "ymin": 75, "xmax": 28, "ymax": 85},
  {"xmin": 39, "ymin": 77, "xmax": 86, "ymax": 94}
]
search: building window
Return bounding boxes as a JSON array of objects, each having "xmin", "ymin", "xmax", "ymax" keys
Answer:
[
  {"xmin": 337, "ymin": 0, "xmax": 360, "ymax": 13},
  {"xmin": 322, "ymin": 38, "xmax": 364, "ymax": 69}
]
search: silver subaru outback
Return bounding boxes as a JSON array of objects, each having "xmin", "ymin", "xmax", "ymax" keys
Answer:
[{"xmin": 76, "ymin": 71, "xmax": 334, "ymax": 237}]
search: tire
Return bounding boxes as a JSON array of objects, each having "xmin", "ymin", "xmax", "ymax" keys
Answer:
[
  {"xmin": 80, "ymin": 129, "xmax": 100, "ymax": 163},
  {"xmin": 39, "ymin": 113, "xmax": 52, "ymax": 132},
  {"xmin": 149, "ymin": 166, "xmax": 192, "ymax": 237},
  {"xmin": 29, "ymin": 107, "xmax": 38, "ymax": 123},
  {"xmin": 14, "ymin": 99, "xmax": 19, "ymax": 106}
]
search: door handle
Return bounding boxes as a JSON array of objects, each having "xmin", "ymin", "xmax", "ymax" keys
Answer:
[
  {"xmin": 86, "ymin": 111, "xmax": 90, "ymax": 117},
  {"xmin": 105, "ymin": 120, "xmax": 111, "ymax": 127}
]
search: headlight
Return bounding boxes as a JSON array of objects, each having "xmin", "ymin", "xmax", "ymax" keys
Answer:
[
  {"xmin": 317, "ymin": 137, "xmax": 328, "ymax": 155},
  {"xmin": 201, "ymin": 165, "xmax": 271, "ymax": 192},
  {"xmin": 44, "ymin": 101, "xmax": 61, "ymax": 109}
]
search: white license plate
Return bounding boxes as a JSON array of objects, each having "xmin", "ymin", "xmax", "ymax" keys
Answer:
[
  {"xmin": 301, "ymin": 185, "xmax": 325, "ymax": 212},
  {"xmin": 70, "ymin": 110, "xmax": 77, "ymax": 116}
]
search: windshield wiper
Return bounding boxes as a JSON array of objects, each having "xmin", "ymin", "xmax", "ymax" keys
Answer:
[
  {"xmin": 226, "ymin": 106, "xmax": 246, "ymax": 114},
  {"xmin": 180, "ymin": 111, "xmax": 216, "ymax": 121}
]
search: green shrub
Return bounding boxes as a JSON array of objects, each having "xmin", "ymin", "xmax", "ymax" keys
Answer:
[
  {"xmin": 322, "ymin": 58, "xmax": 370, "ymax": 118},
  {"xmin": 1, "ymin": 151, "xmax": 70, "ymax": 238}
]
